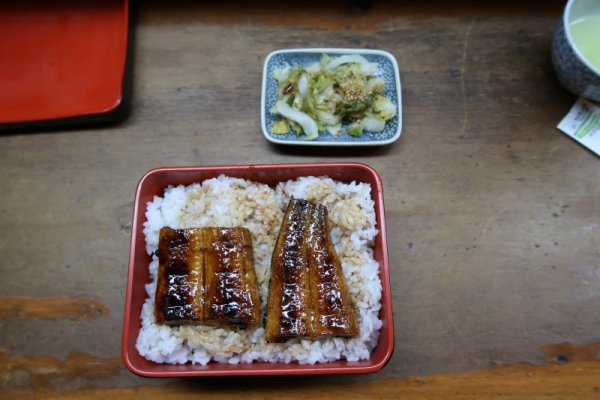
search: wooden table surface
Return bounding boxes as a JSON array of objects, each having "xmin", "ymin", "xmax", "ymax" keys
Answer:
[{"xmin": 1, "ymin": 1, "xmax": 599, "ymax": 398}]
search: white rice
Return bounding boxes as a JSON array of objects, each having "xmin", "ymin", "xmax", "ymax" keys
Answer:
[{"xmin": 136, "ymin": 175, "xmax": 382, "ymax": 365}]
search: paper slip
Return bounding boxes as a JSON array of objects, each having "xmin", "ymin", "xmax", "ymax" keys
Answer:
[{"xmin": 557, "ymin": 97, "xmax": 600, "ymax": 157}]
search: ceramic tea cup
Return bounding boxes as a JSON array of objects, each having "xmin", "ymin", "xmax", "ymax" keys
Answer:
[{"xmin": 552, "ymin": 0, "xmax": 600, "ymax": 101}]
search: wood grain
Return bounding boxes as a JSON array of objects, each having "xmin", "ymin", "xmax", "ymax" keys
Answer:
[
  {"xmin": 3, "ymin": 361, "xmax": 600, "ymax": 399},
  {"xmin": 0, "ymin": 350, "xmax": 121, "ymax": 388},
  {"xmin": 140, "ymin": 0, "xmax": 565, "ymax": 31},
  {"xmin": 0, "ymin": 296, "xmax": 109, "ymax": 320},
  {"xmin": 540, "ymin": 341, "xmax": 600, "ymax": 363}
]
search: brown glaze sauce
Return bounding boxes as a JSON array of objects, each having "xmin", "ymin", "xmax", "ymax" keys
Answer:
[
  {"xmin": 266, "ymin": 198, "xmax": 358, "ymax": 342},
  {"xmin": 205, "ymin": 228, "xmax": 259, "ymax": 325},
  {"xmin": 156, "ymin": 229, "xmax": 200, "ymax": 323},
  {"xmin": 155, "ymin": 227, "xmax": 260, "ymax": 327},
  {"xmin": 309, "ymin": 203, "xmax": 358, "ymax": 337}
]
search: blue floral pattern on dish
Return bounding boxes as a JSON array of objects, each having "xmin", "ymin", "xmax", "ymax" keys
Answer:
[{"xmin": 262, "ymin": 50, "xmax": 402, "ymax": 145}]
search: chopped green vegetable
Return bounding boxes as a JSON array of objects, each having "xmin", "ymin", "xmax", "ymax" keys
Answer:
[
  {"xmin": 373, "ymin": 95, "xmax": 397, "ymax": 120},
  {"xmin": 311, "ymin": 73, "xmax": 332, "ymax": 93},
  {"xmin": 348, "ymin": 123, "xmax": 364, "ymax": 137},
  {"xmin": 361, "ymin": 116, "xmax": 386, "ymax": 132},
  {"xmin": 290, "ymin": 121, "xmax": 303, "ymax": 135},
  {"xmin": 271, "ymin": 119, "xmax": 290, "ymax": 134},
  {"xmin": 271, "ymin": 54, "xmax": 396, "ymax": 140},
  {"xmin": 275, "ymin": 101, "xmax": 317, "ymax": 140},
  {"xmin": 327, "ymin": 123, "xmax": 343, "ymax": 137},
  {"xmin": 336, "ymin": 95, "xmax": 374, "ymax": 119},
  {"xmin": 367, "ymin": 77, "xmax": 385, "ymax": 94}
]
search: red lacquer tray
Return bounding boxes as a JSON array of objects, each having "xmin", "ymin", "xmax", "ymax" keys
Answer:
[{"xmin": 0, "ymin": 0, "xmax": 128, "ymax": 125}]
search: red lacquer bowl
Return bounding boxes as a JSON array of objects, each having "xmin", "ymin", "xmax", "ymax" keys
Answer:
[{"xmin": 122, "ymin": 163, "xmax": 394, "ymax": 376}]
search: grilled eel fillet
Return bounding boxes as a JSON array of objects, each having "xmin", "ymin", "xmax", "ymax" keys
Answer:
[
  {"xmin": 155, "ymin": 227, "xmax": 260, "ymax": 327},
  {"xmin": 265, "ymin": 198, "xmax": 359, "ymax": 342}
]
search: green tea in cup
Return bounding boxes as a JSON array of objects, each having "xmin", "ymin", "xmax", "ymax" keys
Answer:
[
  {"xmin": 552, "ymin": 0, "xmax": 600, "ymax": 101},
  {"xmin": 569, "ymin": 14, "xmax": 600, "ymax": 70}
]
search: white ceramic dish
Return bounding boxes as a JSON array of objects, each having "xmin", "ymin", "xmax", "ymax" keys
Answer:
[{"xmin": 261, "ymin": 48, "xmax": 403, "ymax": 146}]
